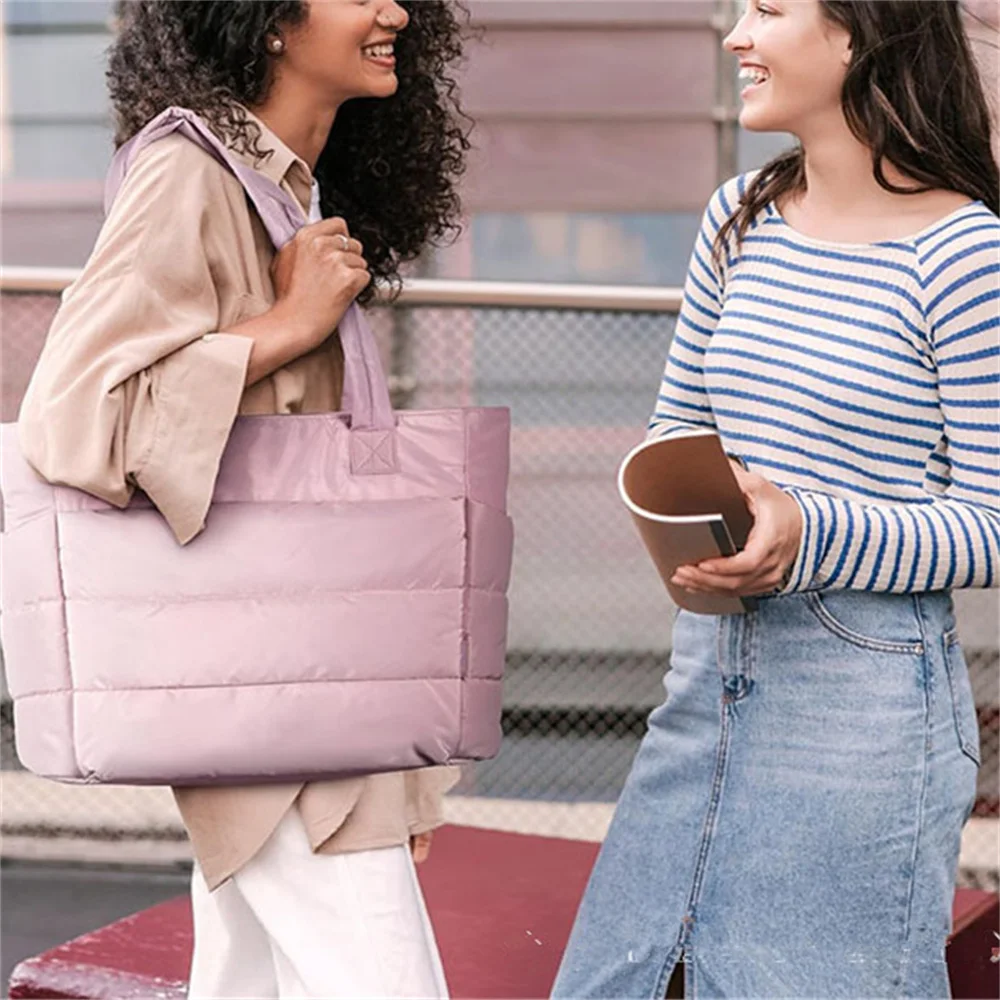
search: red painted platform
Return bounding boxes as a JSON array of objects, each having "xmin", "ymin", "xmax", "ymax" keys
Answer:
[{"xmin": 7, "ymin": 826, "xmax": 999, "ymax": 1000}]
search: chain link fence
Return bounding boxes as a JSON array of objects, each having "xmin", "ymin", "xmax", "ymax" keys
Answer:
[{"xmin": 2, "ymin": 286, "xmax": 997, "ymax": 889}]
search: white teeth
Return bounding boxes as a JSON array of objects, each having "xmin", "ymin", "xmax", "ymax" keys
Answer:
[
  {"xmin": 739, "ymin": 66, "xmax": 769, "ymax": 85},
  {"xmin": 364, "ymin": 43, "xmax": 393, "ymax": 58}
]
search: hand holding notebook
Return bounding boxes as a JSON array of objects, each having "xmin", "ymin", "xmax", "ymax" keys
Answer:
[{"xmin": 617, "ymin": 430, "xmax": 755, "ymax": 615}]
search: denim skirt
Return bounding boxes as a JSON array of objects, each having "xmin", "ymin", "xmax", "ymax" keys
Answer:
[{"xmin": 552, "ymin": 590, "xmax": 980, "ymax": 999}]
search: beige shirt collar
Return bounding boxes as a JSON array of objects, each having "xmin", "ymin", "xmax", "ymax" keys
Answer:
[{"xmin": 233, "ymin": 105, "xmax": 314, "ymax": 216}]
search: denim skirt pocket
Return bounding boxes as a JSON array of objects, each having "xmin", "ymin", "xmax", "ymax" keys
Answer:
[
  {"xmin": 804, "ymin": 591, "xmax": 924, "ymax": 655},
  {"xmin": 942, "ymin": 629, "xmax": 982, "ymax": 767}
]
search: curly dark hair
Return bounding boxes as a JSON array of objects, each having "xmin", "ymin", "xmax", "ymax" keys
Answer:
[
  {"xmin": 714, "ymin": 0, "xmax": 998, "ymax": 267},
  {"xmin": 107, "ymin": 1, "xmax": 471, "ymax": 303}
]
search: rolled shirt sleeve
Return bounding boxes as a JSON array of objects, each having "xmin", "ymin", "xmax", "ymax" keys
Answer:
[
  {"xmin": 18, "ymin": 135, "xmax": 253, "ymax": 544},
  {"xmin": 128, "ymin": 328, "xmax": 252, "ymax": 543}
]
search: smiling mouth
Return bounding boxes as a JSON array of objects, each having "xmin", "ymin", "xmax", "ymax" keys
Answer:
[
  {"xmin": 362, "ymin": 42, "xmax": 395, "ymax": 64},
  {"xmin": 739, "ymin": 65, "xmax": 770, "ymax": 92}
]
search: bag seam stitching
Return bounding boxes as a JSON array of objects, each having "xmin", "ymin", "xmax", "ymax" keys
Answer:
[
  {"xmin": 6, "ymin": 584, "xmax": 510, "ymax": 608},
  {"xmin": 15, "ymin": 676, "xmax": 506, "ymax": 699}
]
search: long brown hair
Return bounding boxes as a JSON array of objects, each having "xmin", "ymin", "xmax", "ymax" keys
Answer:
[{"xmin": 714, "ymin": 0, "xmax": 998, "ymax": 265}]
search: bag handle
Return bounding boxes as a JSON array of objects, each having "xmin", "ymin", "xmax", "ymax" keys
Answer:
[{"xmin": 104, "ymin": 107, "xmax": 397, "ymax": 451}]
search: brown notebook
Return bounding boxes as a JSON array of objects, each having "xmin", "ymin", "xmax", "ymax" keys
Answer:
[{"xmin": 618, "ymin": 430, "xmax": 756, "ymax": 615}]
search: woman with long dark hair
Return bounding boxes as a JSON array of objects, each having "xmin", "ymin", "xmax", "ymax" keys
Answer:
[
  {"xmin": 553, "ymin": 1, "xmax": 998, "ymax": 997},
  {"xmin": 18, "ymin": 1, "xmax": 470, "ymax": 996}
]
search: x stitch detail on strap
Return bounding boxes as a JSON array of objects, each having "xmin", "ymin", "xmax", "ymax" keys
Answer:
[{"xmin": 350, "ymin": 430, "xmax": 399, "ymax": 476}]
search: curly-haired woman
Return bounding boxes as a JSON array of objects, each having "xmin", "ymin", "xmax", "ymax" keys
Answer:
[{"xmin": 18, "ymin": 2, "xmax": 470, "ymax": 996}]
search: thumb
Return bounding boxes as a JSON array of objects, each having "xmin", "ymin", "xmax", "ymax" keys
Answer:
[{"xmin": 733, "ymin": 468, "xmax": 761, "ymax": 514}]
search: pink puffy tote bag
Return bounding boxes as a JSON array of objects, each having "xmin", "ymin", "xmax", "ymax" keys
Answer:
[{"xmin": 0, "ymin": 108, "xmax": 513, "ymax": 785}]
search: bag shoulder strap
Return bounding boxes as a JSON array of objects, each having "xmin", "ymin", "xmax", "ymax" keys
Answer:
[
  {"xmin": 105, "ymin": 107, "xmax": 303, "ymax": 250},
  {"xmin": 104, "ymin": 107, "xmax": 395, "ymax": 438}
]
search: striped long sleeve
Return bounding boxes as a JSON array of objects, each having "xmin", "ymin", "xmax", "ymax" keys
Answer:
[
  {"xmin": 783, "ymin": 226, "xmax": 999, "ymax": 593},
  {"xmin": 648, "ymin": 174, "xmax": 999, "ymax": 595},
  {"xmin": 647, "ymin": 184, "xmax": 731, "ymax": 443}
]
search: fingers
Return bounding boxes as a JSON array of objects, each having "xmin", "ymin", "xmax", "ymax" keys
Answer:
[
  {"xmin": 688, "ymin": 471, "xmax": 777, "ymax": 573},
  {"xmin": 673, "ymin": 524, "xmax": 787, "ymax": 594},
  {"xmin": 673, "ymin": 564, "xmax": 785, "ymax": 595},
  {"xmin": 671, "ymin": 489, "xmax": 781, "ymax": 594},
  {"xmin": 298, "ymin": 218, "xmax": 365, "ymax": 255},
  {"xmin": 272, "ymin": 233, "xmax": 363, "ymax": 274},
  {"xmin": 669, "ymin": 469, "xmax": 799, "ymax": 598},
  {"xmin": 673, "ymin": 565, "xmax": 785, "ymax": 597},
  {"xmin": 347, "ymin": 268, "xmax": 372, "ymax": 295},
  {"xmin": 313, "ymin": 235, "xmax": 364, "ymax": 257},
  {"xmin": 693, "ymin": 535, "xmax": 773, "ymax": 577},
  {"xmin": 674, "ymin": 537, "xmax": 784, "ymax": 591},
  {"xmin": 691, "ymin": 497, "xmax": 772, "ymax": 577},
  {"xmin": 410, "ymin": 832, "xmax": 433, "ymax": 864},
  {"xmin": 300, "ymin": 216, "xmax": 350, "ymax": 239},
  {"xmin": 326, "ymin": 251, "xmax": 369, "ymax": 272},
  {"xmin": 310, "ymin": 236, "xmax": 364, "ymax": 260},
  {"xmin": 306, "ymin": 232, "xmax": 370, "ymax": 286}
]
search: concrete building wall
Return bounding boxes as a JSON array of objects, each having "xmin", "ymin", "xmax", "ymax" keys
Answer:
[
  {"xmin": 2, "ymin": 1, "xmax": 996, "ymax": 271},
  {"xmin": 1, "ymin": 1, "xmax": 754, "ymax": 273}
]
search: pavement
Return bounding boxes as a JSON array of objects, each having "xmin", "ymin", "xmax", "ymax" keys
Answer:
[{"xmin": 1, "ymin": 860, "xmax": 190, "ymax": 988}]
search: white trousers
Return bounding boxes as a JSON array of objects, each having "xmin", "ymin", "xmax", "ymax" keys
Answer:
[{"xmin": 187, "ymin": 808, "xmax": 450, "ymax": 999}]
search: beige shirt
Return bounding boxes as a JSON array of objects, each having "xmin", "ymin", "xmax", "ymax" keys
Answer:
[{"xmin": 18, "ymin": 109, "xmax": 458, "ymax": 891}]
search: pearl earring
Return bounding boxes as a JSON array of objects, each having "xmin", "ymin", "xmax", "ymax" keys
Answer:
[{"xmin": 268, "ymin": 36, "xmax": 285, "ymax": 54}]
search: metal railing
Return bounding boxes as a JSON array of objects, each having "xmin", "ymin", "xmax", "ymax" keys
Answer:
[{"xmin": 0, "ymin": 266, "xmax": 683, "ymax": 311}]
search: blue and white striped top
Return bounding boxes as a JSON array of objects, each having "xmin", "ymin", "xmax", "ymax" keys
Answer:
[{"xmin": 648, "ymin": 172, "xmax": 1000, "ymax": 594}]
